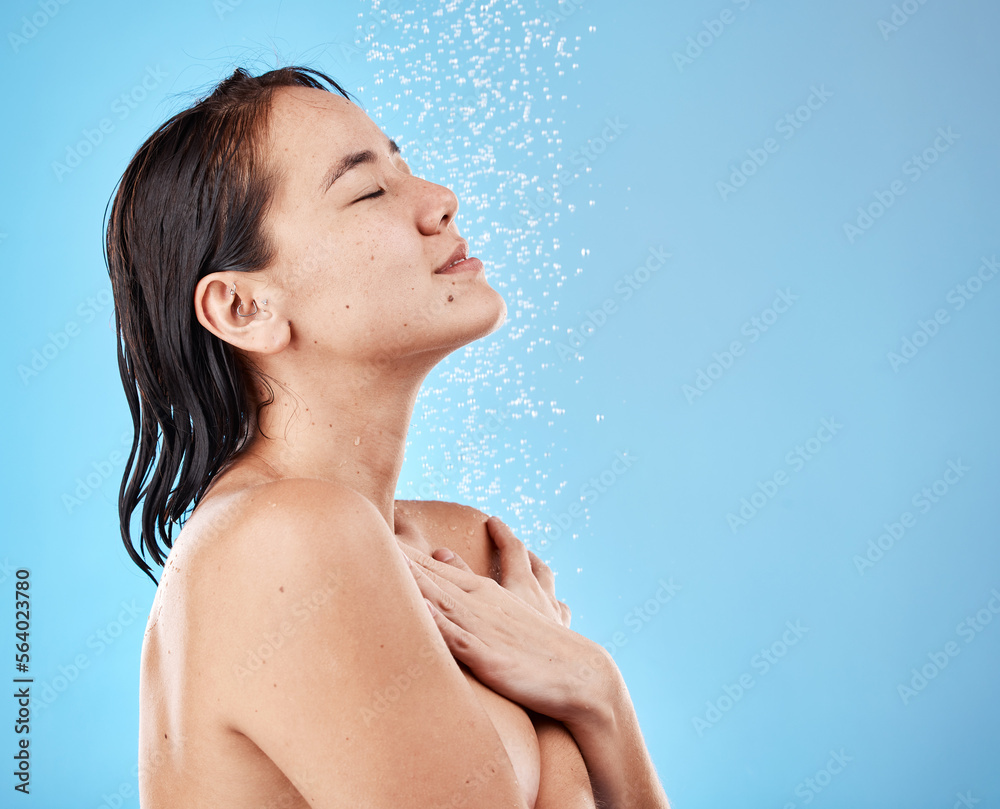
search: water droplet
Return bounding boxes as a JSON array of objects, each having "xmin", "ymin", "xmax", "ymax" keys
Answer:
[{"xmin": 354, "ymin": 436, "xmax": 361, "ymax": 446}]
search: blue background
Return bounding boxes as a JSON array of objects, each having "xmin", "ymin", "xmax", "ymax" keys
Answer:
[{"xmin": 2, "ymin": 0, "xmax": 998, "ymax": 806}]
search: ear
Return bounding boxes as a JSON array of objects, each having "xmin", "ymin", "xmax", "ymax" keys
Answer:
[{"xmin": 193, "ymin": 272, "xmax": 290, "ymax": 355}]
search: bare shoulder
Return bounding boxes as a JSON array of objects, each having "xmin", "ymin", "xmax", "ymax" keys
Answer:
[
  {"xmin": 150, "ymin": 479, "xmax": 531, "ymax": 808},
  {"xmin": 156, "ymin": 477, "xmax": 387, "ymax": 628},
  {"xmin": 394, "ymin": 498, "xmax": 499, "ymax": 579},
  {"xmin": 396, "ymin": 497, "xmax": 491, "ymax": 526},
  {"xmin": 145, "ymin": 477, "xmax": 396, "ymax": 700}
]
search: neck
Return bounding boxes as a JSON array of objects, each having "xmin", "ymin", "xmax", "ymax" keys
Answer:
[{"xmin": 239, "ymin": 355, "xmax": 434, "ymax": 530}]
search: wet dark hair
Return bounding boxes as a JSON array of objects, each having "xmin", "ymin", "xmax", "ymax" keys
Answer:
[{"xmin": 105, "ymin": 66, "xmax": 355, "ymax": 585}]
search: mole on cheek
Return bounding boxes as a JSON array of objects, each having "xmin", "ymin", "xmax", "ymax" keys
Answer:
[{"xmin": 448, "ymin": 295, "xmax": 454, "ymax": 302}]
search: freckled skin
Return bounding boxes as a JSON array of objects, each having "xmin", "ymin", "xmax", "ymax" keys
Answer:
[{"xmin": 160, "ymin": 86, "xmax": 597, "ymax": 809}]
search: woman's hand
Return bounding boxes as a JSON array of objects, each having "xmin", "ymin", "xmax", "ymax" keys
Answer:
[
  {"xmin": 396, "ymin": 519, "xmax": 612, "ymax": 726},
  {"xmin": 482, "ymin": 516, "xmax": 573, "ymax": 629},
  {"xmin": 399, "ymin": 517, "xmax": 672, "ymax": 808}
]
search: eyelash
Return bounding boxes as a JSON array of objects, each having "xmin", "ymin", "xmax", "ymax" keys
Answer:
[
  {"xmin": 354, "ymin": 156, "xmax": 411, "ymax": 202},
  {"xmin": 356, "ymin": 188, "xmax": 386, "ymax": 202}
]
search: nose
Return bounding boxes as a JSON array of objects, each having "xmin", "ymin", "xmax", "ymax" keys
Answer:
[{"xmin": 414, "ymin": 177, "xmax": 460, "ymax": 235}]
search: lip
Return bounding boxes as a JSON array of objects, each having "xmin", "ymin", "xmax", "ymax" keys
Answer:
[
  {"xmin": 435, "ymin": 241, "xmax": 469, "ymax": 273},
  {"xmin": 434, "ymin": 256, "xmax": 483, "ymax": 275}
]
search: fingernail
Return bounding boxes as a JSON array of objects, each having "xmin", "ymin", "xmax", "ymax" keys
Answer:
[
  {"xmin": 424, "ymin": 598, "xmax": 436, "ymax": 614},
  {"xmin": 434, "ymin": 548, "xmax": 455, "ymax": 562}
]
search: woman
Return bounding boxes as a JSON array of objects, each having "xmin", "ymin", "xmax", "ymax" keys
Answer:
[{"xmin": 107, "ymin": 65, "xmax": 670, "ymax": 808}]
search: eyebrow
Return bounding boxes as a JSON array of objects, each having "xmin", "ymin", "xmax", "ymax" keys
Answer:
[{"xmin": 320, "ymin": 138, "xmax": 401, "ymax": 194}]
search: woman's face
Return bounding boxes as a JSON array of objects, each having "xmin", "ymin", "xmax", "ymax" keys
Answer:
[{"xmin": 259, "ymin": 86, "xmax": 506, "ymax": 370}]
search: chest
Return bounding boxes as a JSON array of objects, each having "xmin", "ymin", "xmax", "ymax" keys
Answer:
[{"xmin": 394, "ymin": 500, "xmax": 540, "ymax": 807}]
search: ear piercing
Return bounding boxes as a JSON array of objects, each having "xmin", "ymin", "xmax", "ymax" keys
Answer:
[{"xmin": 229, "ymin": 282, "xmax": 267, "ymax": 318}]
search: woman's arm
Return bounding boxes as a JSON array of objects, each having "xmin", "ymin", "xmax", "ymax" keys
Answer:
[
  {"xmin": 197, "ymin": 479, "xmax": 534, "ymax": 809},
  {"xmin": 561, "ymin": 649, "xmax": 671, "ymax": 809},
  {"xmin": 399, "ymin": 524, "xmax": 671, "ymax": 809}
]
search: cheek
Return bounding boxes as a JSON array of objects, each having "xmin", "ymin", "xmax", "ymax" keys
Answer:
[
  {"xmin": 279, "ymin": 210, "xmax": 426, "ymax": 305},
  {"xmin": 282, "ymin": 231, "xmax": 363, "ymax": 296},
  {"xmin": 357, "ymin": 231, "xmax": 427, "ymax": 289}
]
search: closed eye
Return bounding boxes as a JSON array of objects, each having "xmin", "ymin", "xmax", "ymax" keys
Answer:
[{"xmin": 354, "ymin": 188, "xmax": 385, "ymax": 202}]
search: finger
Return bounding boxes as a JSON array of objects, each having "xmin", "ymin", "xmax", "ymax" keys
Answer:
[
  {"xmin": 486, "ymin": 516, "xmax": 533, "ymax": 588},
  {"xmin": 423, "ymin": 598, "xmax": 489, "ymax": 663},
  {"xmin": 558, "ymin": 600, "xmax": 571, "ymax": 629},
  {"xmin": 526, "ymin": 549, "xmax": 555, "ymax": 594},
  {"xmin": 406, "ymin": 558, "xmax": 464, "ymax": 614},
  {"xmin": 398, "ymin": 542, "xmax": 480, "ymax": 591},
  {"xmin": 432, "ymin": 548, "xmax": 477, "ymax": 576}
]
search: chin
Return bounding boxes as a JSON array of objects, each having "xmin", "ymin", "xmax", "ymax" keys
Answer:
[
  {"xmin": 420, "ymin": 284, "xmax": 508, "ymax": 358},
  {"xmin": 464, "ymin": 283, "xmax": 507, "ymax": 341},
  {"xmin": 380, "ymin": 281, "xmax": 508, "ymax": 368},
  {"xmin": 478, "ymin": 284, "xmax": 508, "ymax": 333}
]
